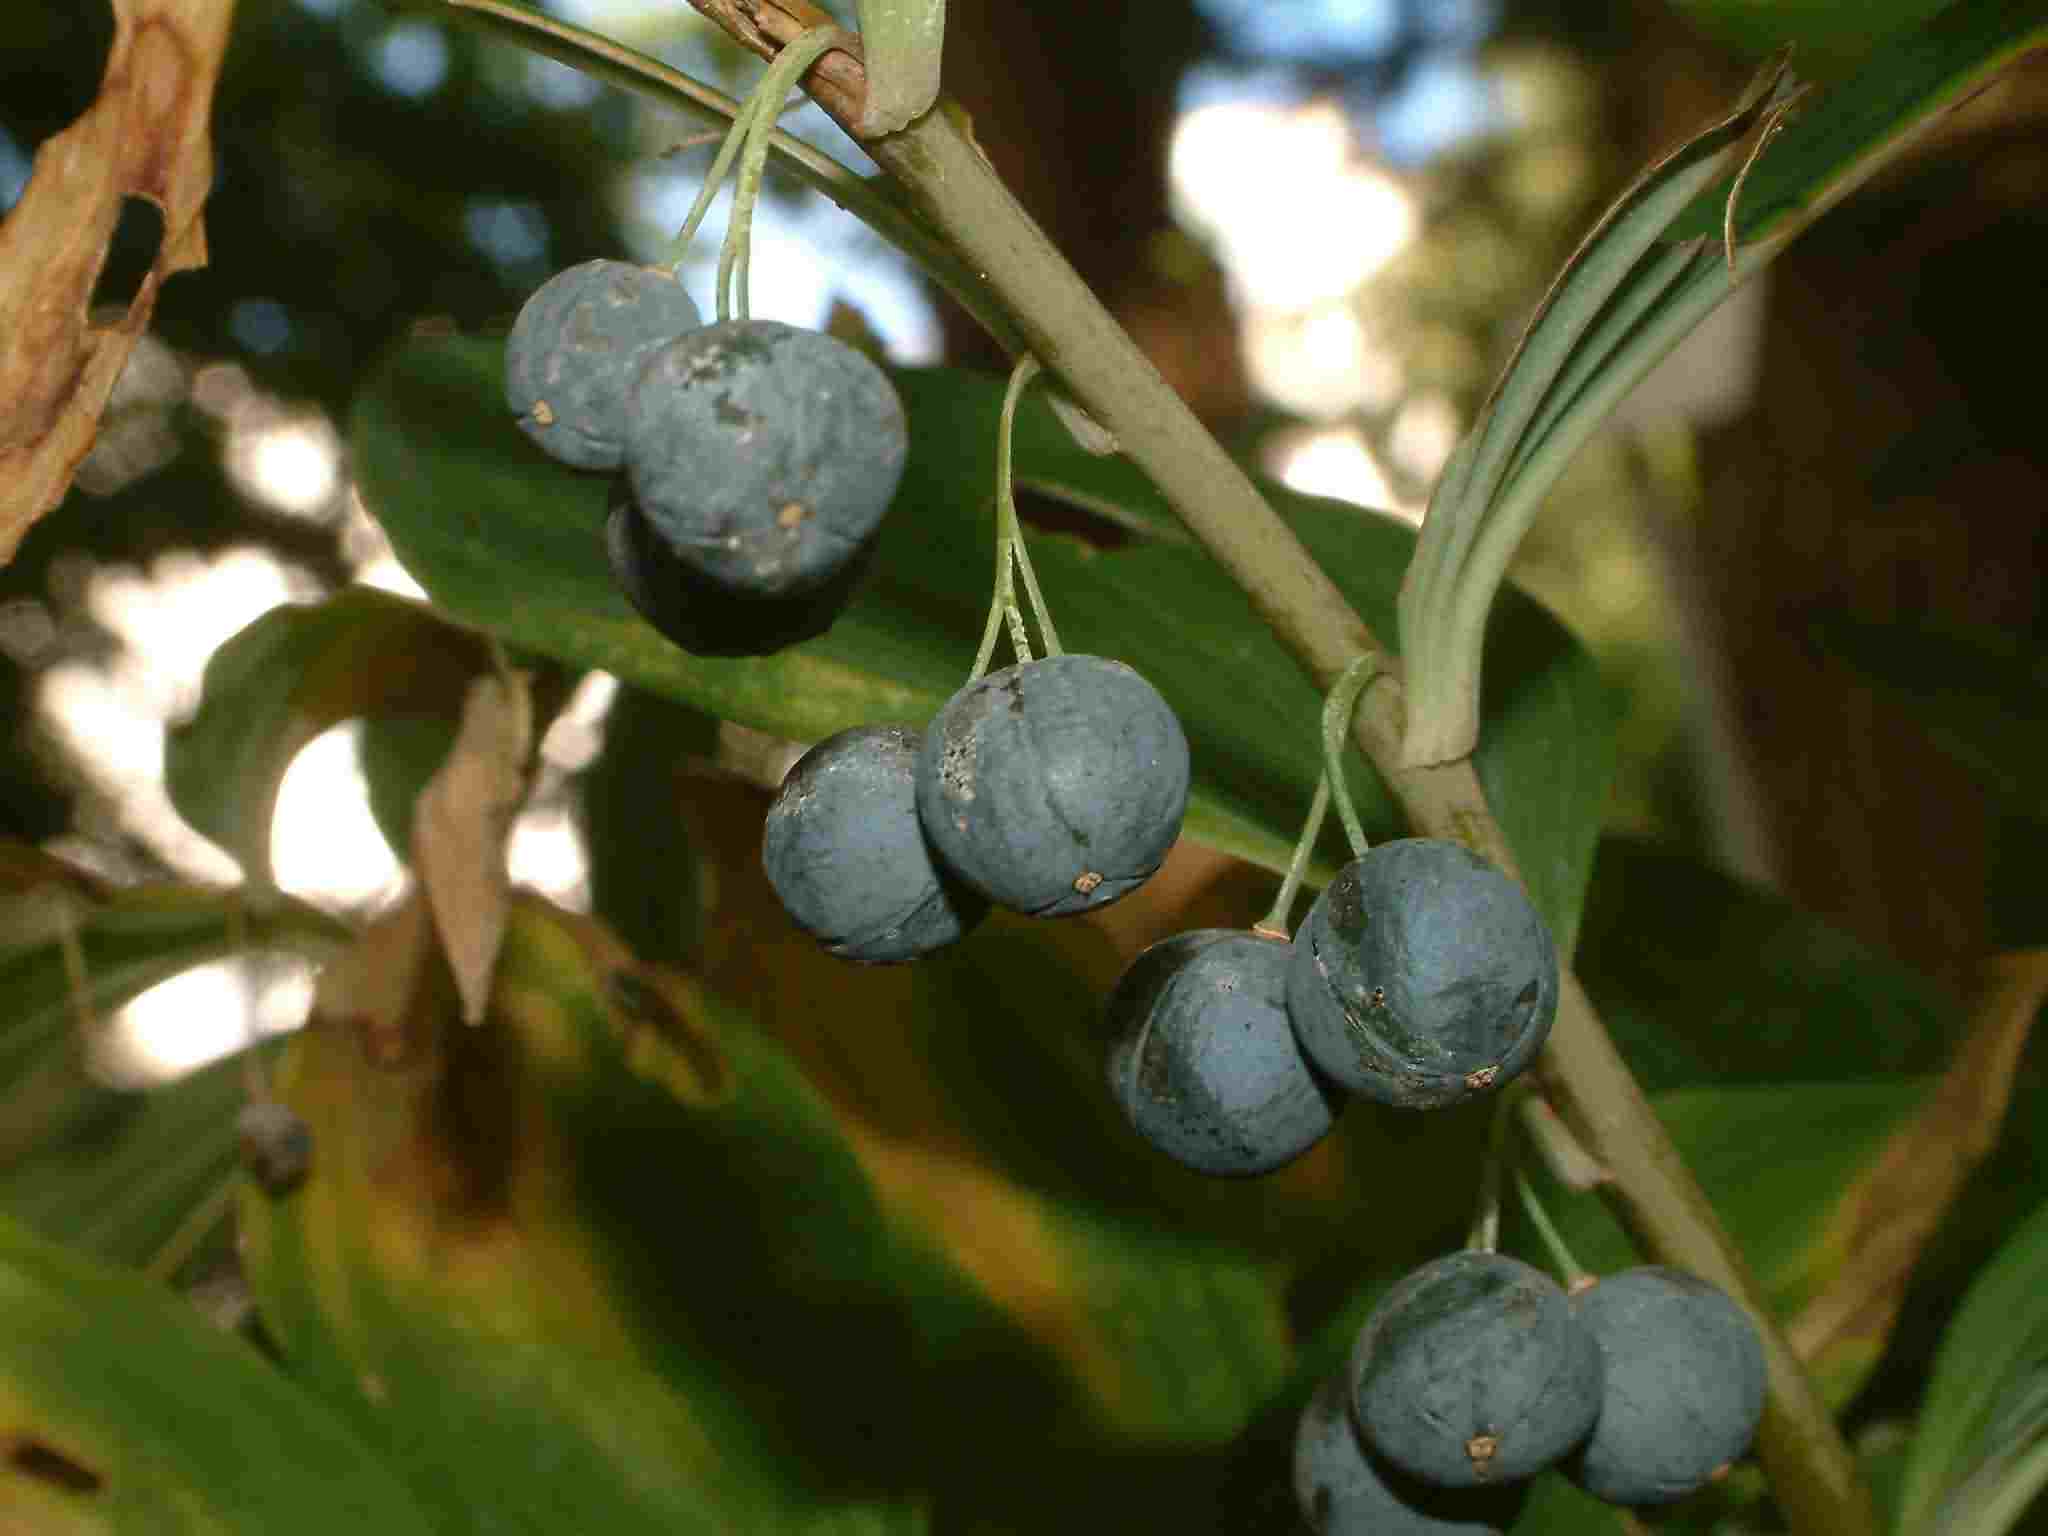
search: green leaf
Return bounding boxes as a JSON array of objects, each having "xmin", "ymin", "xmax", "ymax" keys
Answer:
[
  {"xmin": 165, "ymin": 587, "xmax": 494, "ymax": 889},
  {"xmin": 579, "ymin": 685, "xmax": 719, "ymax": 970},
  {"xmin": 0, "ymin": 1210, "xmax": 437, "ymax": 1534},
  {"xmin": 0, "ymin": 845, "xmax": 347, "ymax": 1267},
  {"xmin": 1898, "ymin": 1196, "xmax": 2048, "ymax": 1536},
  {"xmin": 1665, "ymin": 0, "xmax": 2048, "ymax": 248},
  {"xmin": 1809, "ymin": 611, "xmax": 2048, "ymax": 823},
  {"xmin": 1574, "ymin": 838, "xmax": 1958, "ymax": 1092},
  {"xmin": 1399, "ymin": 0, "xmax": 2048, "ymax": 766},
  {"xmin": 358, "ymin": 713, "xmax": 461, "ymax": 862},
  {"xmin": 855, "ymin": 0, "xmax": 945, "ymax": 136},
  {"xmin": 1395, "ymin": 55, "xmax": 1783, "ymax": 765},
  {"xmin": 1664, "ymin": 0, "xmax": 1954, "ymax": 78},
  {"xmin": 353, "ymin": 338, "xmax": 1617, "ymax": 947}
]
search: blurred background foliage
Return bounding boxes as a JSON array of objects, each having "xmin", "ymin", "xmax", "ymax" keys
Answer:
[{"xmin": 2, "ymin": 0, "xmax": 2046, "ymax": 1528}]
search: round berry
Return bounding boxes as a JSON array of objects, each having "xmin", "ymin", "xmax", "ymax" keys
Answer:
[
  {"xmin": 1106, "ymin": 929, "xmax": 1338, "ymax": 1176},
  {"xmin": 1565, "ymin": 1267, "xmax": 1766, "ymax": 1507},
  {"xmin": 1295, "ymin": 1374, "xmax": 1530, "ymax": 1534},
  {"xmin": 505, "ymin": 260, "xmax": 703, "ymax": 471},
  {"xmin": 624, "ymin": 320, "xmax": 907, "ymax": 598},
  {"xmin": 763, "ymin": 725, "xmax": 987, "ymax": 964},
  {"xmin": 1288, "ymin": 839, "xmax": 1557, "ymax": 1109},
  {"xmin": 1352, "ymin": 1250, "xmax": 1602, "ymax": 1488},
  {"xmin": 915, "ymin": 654, "xmax": 1189, "ymax": 918},
  {"xmin": 606, "ymin": 480, "xmax": 870, "ymax": 658}
]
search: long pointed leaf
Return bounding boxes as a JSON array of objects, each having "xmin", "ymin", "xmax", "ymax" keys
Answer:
[
  {"xmin": 1397, "ymin": 0, "xmax": 2048, "ymax": 766},
  {"xmin": 1394, "ymin": 59, "xmax": 1783, "ymax": 763},
  {"xmin": 1897, "ymin": 1197, "xmax": 2048, "ymax": 1535}
]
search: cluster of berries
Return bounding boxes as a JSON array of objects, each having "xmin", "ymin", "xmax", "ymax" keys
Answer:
[
  {"xmin": 1107, "ymin": 836, "xmax": 1560, "ymax": 1177},
  {"xmin": 762, "ymin": 654, "xmax": 1192, "ymax": 960},
  {"xmin": 504, "ymin": 260, "xmax": 1193, "ymax": 963},
  {"xmin": 504, "ymin": 258, "xmax": 908, "ymax": 656},
  {"xmin": 1296, "ymin": 1253, "xmax": 1768, "ymax": 1529}
]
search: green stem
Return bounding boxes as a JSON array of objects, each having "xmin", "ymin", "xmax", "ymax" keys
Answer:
[
  {"xmin": 969, "ymin": 354, "xmax": 1054, "ymax": 679},
  {"xmin": 1320, "ymin": 654, "xmax": 1384, "ymax": 859},
  {"xmin": 1466, "ymin": 1084, "xmax": 1523, "ymax": 1254},
  {"xmin": 995, "ymin": 356, "xmax": 1061, "ymax": 657},
  {"xmin": 718, "ymin": 25, "xmax": 849, "ymax": 320},
  {"xmin": 1515, "ymin": 1168, "xmax": 1592, "ymax": 1289},
  {"xmin": 671, "ymin": 91, "xmax": 763, "ymax": 268},
  {"xmin": 860, "ymin": 100, "xmax": 1875, "ymax": 1536},
  {"xmin": 1254, "ymin": 773, "xmax": 1331, "ymax": 939}
]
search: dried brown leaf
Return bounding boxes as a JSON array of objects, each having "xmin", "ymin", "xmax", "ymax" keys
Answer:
[
  {"xmin": 0, "ymin": 0, "xmax": 236, "ymax": 562},
  {"xmin": 412, "ymin": 671, "xmax": 533, "ymax": 1026}
]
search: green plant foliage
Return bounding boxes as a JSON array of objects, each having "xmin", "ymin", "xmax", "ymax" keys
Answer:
[
  {"xmin": 0, "ymin": 1210, "xmax": 438, "ymax": 1533},
  {"xmin": 1667, "ymin": 0, "xmax": 1988, "ymax": 81},
  {"xmin": 1400, "ymin": 0, "xmax": 2048, "ymax": 768},
  {"xmin": 1396, "ymin": 58, "xmax": 1779, "ymax": 766},
  {"xmin": 578, "ymin": 685, "xmax": 720, "ymax": 971},
  {"xmin": 357, "ymin": 713, "xmax": 463, "ymax": 861},
  {"xmin": 1665, "ymin": 0, "xmax": 2048, "ymax": 247},
  {"xmin": 1573, "ymin": 839, "xmax": 1958, "ymax": 1092},
  {"xmin": 351, "ymin": 338, "xmax": 1618, "ymax": 948},
  {"xmin": 1897, "ymin": 1197, "xmax": 2048, "ymax": 1536},
  {"xmin": 0, "ymin": 849, "xmax": 347, "ymax": 1266},
  {"xmin": 1810, "ymin": 611, "xmax": 2048, "ymax": 824}
]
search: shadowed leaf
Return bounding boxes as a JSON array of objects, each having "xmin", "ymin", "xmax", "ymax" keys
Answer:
[
  {"xmin": 1898, "ymin": 1194, "xmax": 2048, "ymax": 1536},
  {"xmin": 0, "ymin": 1210, "xmax": 437, "ymax": 1533}
]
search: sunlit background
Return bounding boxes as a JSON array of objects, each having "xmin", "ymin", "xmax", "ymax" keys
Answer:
[{"xmin": 4, "ymin": 0, "xmax": 1764, "ymax": 1086}]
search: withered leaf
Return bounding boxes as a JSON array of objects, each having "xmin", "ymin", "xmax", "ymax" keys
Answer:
[
  {"xmin": 412, "ymin": 671, "xmax": 533, "ymax": 1027},
  {"xmin": 0, "ymin": 0, "xmax": 237, "ymax": 563}
]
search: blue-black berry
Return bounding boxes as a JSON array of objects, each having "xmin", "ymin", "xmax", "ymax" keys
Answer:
[
  {"xmin": 505, "ymin": 259, "xmax": 703, "ymax": 471},
  {"xmin": 624, "ymin": 320, "xmax": 906, "ymax": 598},
  {"xmin": 1295, "ymin": 1374, "xmax": 1530, "ymax": 1534},
  {"xmin": 915, "ymin": 654, "xmax": 1189, "ymax": 917},
  {"xmin": 1106, "ymin": 928, "xmax": 1338, "ymax": 1176},
  {"xmin": 1566, "ymin": 1267, "xmax": 1766, "ymax": 1507},
  {"xmin": 1288, "ymin": 839, "xmax": 1557, "ymax": 1109},
  {"xmin": 763, "ymin": 724, "xmax": 987, "ymax": 963},
  {"xmin": 1352, "ymin": 1249, "xmax": 1602, "ymax": 1488},
  {"xmin": 606, "ymin": 480, "xmax": 870, "ymax": 658}
]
